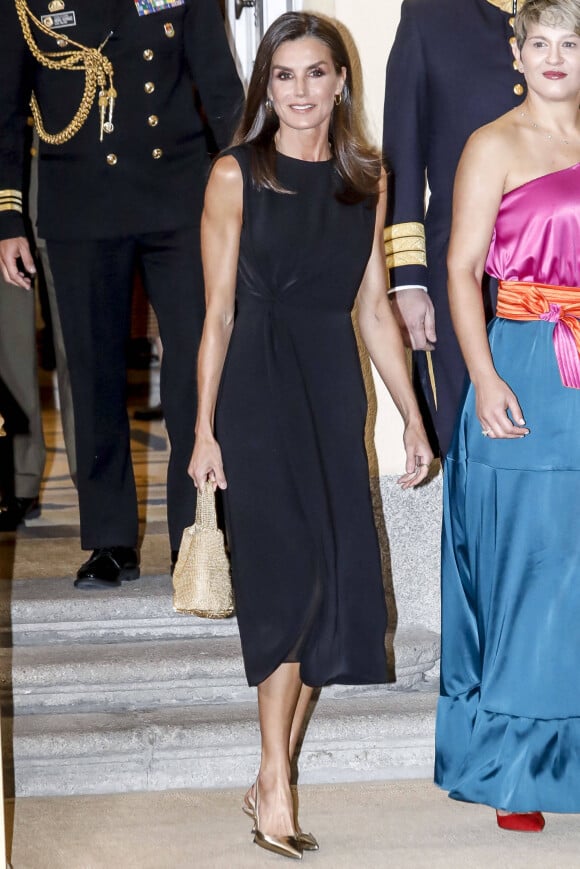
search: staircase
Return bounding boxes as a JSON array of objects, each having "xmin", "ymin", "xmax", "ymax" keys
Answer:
[{"xmin": 0, "ymin": 574, "xmax": 438, "ymax": 797}]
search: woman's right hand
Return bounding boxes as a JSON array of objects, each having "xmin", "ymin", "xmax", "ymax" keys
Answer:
[
  {"xmin": 474, "ymin": 373, "xmax": 529, "ymax": 439},
  {"xmin": 188, "ymin": 434, "xmax": 227, "ymax": 490}
]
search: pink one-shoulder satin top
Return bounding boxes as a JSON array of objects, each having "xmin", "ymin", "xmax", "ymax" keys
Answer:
[{"xmin": 485, "ymin": 163, "xmax": 580, "ymax": 288}]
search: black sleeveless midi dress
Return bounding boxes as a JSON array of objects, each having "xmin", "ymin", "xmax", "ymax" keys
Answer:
[{"xmin": 216, "ymin": 144, "xmax": 388, "ymax": 687}]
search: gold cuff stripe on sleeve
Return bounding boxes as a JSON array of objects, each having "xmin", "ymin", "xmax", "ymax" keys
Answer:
[
  {"xmin": 385, "ymin": 236, "xmax": 426, "ymax": 256},
  {"xmin": 386, "ymin": 250, "xmax": 427, "ymax": 270},
  {"xmin": 384, "ymin": 222, "xmax": 426, "ymax": 270},
  {"xmin": 0, "ymin": 189, "xmax": 23, "ymax": 201},
  {"xmin": 384, "ymin": 221, "xmax": 425, "ymax": 243},
  {"xmin": 0, "ymin": 189, "xmax": 24, "ymax": 213},
  {"xmin": 0, "ymin": 188, "xmax": 24, "ymax": 212}
]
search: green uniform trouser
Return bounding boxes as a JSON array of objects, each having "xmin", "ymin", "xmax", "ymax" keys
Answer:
[{"xmin": 0, "ymin": 277, "xmax": 45, "ymax": 499}]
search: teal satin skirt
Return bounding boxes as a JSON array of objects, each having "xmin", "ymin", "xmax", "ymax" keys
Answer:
[{"xmin": 435, "ymin": 317, "xmax": 580, "ymax": 812}]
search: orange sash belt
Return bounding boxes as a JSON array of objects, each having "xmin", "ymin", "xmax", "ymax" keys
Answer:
[{"xmin": 497, "ymin": 280, "xmax": 580, "ymax": 389}]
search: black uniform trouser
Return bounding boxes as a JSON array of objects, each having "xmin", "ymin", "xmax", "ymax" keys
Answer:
[{"xmin": 46, "ymin": 227, "xmax": 204, "ymax": 552}]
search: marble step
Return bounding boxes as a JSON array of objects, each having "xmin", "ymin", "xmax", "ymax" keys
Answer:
[
  {"xmin": 0, "ymin": 628, "xmax": 440, "ymax": 715},
  {"xmin": 7, "ymin": 685, "xmax": 438, "ymax": 797},
  {"xmin": 0, "ymin": 575, "xmax": 239, "ymax": 646}
]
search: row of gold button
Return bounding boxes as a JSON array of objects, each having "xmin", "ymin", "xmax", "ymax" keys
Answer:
[
  {"xmin": 143, "ymin": 59, "xmax": 162, "ymax": 155},
  {"xmin": 106, "ymin": 148, "xmax": 162, "ymax": 165},
  {"xmin": 106, "ymin": 42, "xmax": 166, "ymax": 165},
  {"xmin": 143, "ymin": 44, "xmax": 163, "ymax": 157}
]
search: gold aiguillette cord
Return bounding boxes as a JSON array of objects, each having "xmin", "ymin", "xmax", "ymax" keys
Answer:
[{"xmin": 14, "ymin": 0, "xmax": 116, "ymax": 144}]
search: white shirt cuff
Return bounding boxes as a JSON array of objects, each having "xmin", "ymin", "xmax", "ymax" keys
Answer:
[{"xmin": 387, "ymin": 285, "xmax": 428, "ymax": 295}]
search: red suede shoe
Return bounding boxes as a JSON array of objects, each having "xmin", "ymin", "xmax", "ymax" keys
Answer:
[{"xmin": 496, "ymin": 811, "xmax": 545, "ymax": 832}]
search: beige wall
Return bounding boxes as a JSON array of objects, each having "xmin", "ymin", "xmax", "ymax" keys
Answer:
[{"xmin": 303, "ymin": 0, "xmax": 407, "ymax": 474}]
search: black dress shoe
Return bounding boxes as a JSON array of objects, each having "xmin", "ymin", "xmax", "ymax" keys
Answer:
[
  {"xmin": 74, "ymin": 547, "xmax": 140, "ymax": 590},
  {"xmin": 0, "ymin": 496, "xmax": 41, "ymax": 532}
]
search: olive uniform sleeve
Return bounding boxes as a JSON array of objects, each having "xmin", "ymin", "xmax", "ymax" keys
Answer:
[
  {"xmin": 0, "ymin": 2, "xmax": 34, "ymax": 240},
  {"xmin": 184, "ymin": 0, "xmax": 244, "ymax": 151},
  {"xmin": 383, "ymin": 0, "xmax": 428, "ymax": 290}
]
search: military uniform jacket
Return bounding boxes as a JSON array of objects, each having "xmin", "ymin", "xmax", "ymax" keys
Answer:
[
  {"xmin": 383, "ymin": 0, "xmax": 524, "ymax": 298},
  {"xmin": 0, "ymin": 0, "xmax": 244, "ymax": 240}
]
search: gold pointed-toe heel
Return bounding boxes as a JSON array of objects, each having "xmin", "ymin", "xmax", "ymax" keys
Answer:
[
  {"xmin": 254, "ymin": 828, "xmax": 303, "ymax": 860},
  {"xmin": 296, "ymin": 830, "xmax": 319, "ymax": 851},
  {"xmin": 252, "ymin": 782, "xmax": 303, "ymax": 860},
  {"xmin": 243, "ymin": 782, "xmax": 318, "ymax": 850}
]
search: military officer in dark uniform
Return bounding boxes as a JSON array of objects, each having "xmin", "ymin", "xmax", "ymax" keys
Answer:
[
  {"xmin": 0, "ymin": 0, "xmax": 244, "ymax": 588},
  {"xmin": 383, "ymin": 0, "xmax": 525, "ymax": 456}
]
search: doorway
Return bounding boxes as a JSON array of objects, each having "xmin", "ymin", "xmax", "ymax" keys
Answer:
[{"xmin": 226, "ymin": 0, "xmax": 303, "ymax": 84}]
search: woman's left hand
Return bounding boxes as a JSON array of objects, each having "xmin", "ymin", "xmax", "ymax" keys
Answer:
[{"xmin": 398, "ymin": 419, "xmax": 434, "ymax": 489}]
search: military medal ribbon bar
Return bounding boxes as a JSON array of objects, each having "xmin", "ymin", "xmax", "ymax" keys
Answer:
[{"xmin": 134, "ymin": 0, "xmax": 184, "ymax": 16}]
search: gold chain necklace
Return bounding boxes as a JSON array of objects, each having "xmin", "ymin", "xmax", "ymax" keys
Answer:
[
  {"xmin": 14, "ymin": 0, "xmax": 116, "ymax": 144},
  {"xmin": 520, "ymin": 110, "xmax": 573, "ymax": 145}
]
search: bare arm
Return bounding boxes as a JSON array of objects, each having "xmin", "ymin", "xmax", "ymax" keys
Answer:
[
  {"xmin": 357, "ymin": 170, "xmax": 433, "ymax": 487},
  {"xmin": 447, "ymin": 128, "xmax": 528, "ymax": 439},
  {"xmin": 188, "ymin": 155, "xmax": 242, "ymax": 488}
]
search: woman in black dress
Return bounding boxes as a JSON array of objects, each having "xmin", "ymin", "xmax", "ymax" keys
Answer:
[{"xmin": 189, "ymin": 12, "xmax": 432, "ymax": 860}]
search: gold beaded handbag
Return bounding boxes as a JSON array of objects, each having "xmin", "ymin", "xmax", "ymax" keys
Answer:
[{"xmin": 172, "ymin": 483, "xmax": 234, "ymax": 618}]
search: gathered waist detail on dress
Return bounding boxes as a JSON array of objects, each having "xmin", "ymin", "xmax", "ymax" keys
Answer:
[
  {"xmin": 497, "ymin": 280, "xmax": 580, "ymax": 389},
  {"xmin": 237, "ymin": 291, "xmax": 352, "ymax": 316}
]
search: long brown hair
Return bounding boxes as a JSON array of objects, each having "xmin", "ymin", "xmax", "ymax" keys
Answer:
[{"xmin": 233, "ymin": 12, "xmax": 381, "ymax": 203}]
